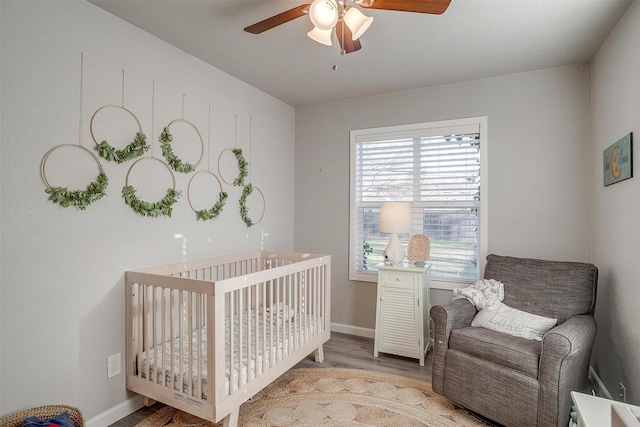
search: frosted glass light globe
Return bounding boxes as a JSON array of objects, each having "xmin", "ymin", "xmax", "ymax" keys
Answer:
[{"xmin": 309, "ymin": 0, "xmax": 339, "ymax": 31}]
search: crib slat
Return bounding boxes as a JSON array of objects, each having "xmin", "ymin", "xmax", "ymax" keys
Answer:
[
  {"xmin": 247, "ymin": 285, "xmax": 253, "ymax": 385},
  {"xmin": 187, "ymin": 291, "xmax": 193, "ymax": 397},
  {"xmin": 179, "ymin": 290, "xmax": 184, "ymax": 393},
  {"xmin": 261, "ymin": 281, "xmax": 267, "ymax": 374},
  {"xmin": 196, "ymin": 292, "xmax": 202, "ymax": 399},
  {"xmin": 144, "ymin": 285, "xmax": 152, "ymax": 382},
  {"xmin": 228, "ymin": 290, "xmax": 235, "ymax": 393}
]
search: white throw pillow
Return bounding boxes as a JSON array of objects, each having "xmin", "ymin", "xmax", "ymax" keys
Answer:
[{"xmin": 471, "ymin": 302, "xmax": 557, "ymax": 341}]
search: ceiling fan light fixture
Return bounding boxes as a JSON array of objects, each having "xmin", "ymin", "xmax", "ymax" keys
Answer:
[
  {"xmin": 343, "ymin": 7, "xmax": 373, "ymax": 40},
  {"xmin": 307, "ymin": 26, "xmax": 334, "ymax": 46},
  {"xmin": 309, "ymin": 0, "xmax": 339, "ymax": 30}
]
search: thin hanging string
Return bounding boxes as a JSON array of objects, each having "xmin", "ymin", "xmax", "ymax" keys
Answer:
[
  {"xmin": 78, "ymin": 52, "xmax": 84, "ymax": 147},
  {"xmin": 121, "ymin": 69, "xmax": 125, "ymax": 107},
  {"xmin": 234, "ymin": 114, "xmax": 238, "ymax": 148},
  {"xmin": 249, "ymin": 116, "xmax": 253, "ymax": 183},
  {"xmin": 181, "ymin": 94, "xmax": 186, "ymax": 120},
  {"xmin": 151, "ymin": 81, "xmax": 156, "ymax": 158},
  {"xmin": 207, "ymin": 104, "xmax": 211, "ymax": 171}
]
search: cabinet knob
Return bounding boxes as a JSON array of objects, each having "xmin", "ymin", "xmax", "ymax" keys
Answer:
[{"xmin": 396, "ymin": 277, "xmax": 400, "ymax": 281}]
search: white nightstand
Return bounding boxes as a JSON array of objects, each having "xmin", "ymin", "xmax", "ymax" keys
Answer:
[{"xmin": 373, "ymin": 263, "xmax": 431, "ymax": 366}]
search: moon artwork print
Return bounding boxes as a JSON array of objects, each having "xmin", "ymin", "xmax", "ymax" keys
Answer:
[{"xmin": 603, "ymin": 133, "xmax": 633, "ymax": 186}]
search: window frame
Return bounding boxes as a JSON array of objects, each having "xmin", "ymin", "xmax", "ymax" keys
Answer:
[{"xmin": 349, "ymin": 116, "xmax": 488, "ymax": 290}]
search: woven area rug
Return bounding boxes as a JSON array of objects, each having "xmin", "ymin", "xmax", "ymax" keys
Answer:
[{"xmin": 134, "ymin": 368, "xmax": 487, "ymax": 426}]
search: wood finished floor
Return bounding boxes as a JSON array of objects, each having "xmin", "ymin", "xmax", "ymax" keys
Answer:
[{"xmin": 109, "ymin": 332, "xmax": 433, "ymax": 427}]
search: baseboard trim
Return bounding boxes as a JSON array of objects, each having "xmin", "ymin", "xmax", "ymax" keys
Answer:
[
  {"xmin": 589, "ymin": 366, "xmax": 613, "ymax": 400},
  {"xmin": 86, "ymin": 395, "xmax": 143, "ymax": 427},
  {"xmin": 331, "ymin": 322, "xmax": 375, "ymax": 338}
]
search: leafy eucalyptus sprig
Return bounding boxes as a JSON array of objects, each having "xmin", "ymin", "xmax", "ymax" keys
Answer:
[
  {"xmin": 160, "ymin": 127, "xmax": 196, "ymax": 174},
  {"xmin": 239, "ymin": 183, "xmax": 254, "ymax": 227},
  {"xmin": 232, "ymin": 148, "xmax": 248, "ymax": 187},
  {"xmin": 195, "ymin": 191, "xmax": 228, "ymax": 221},
  {"xmin": 45, "ymin": 171, "xmax": 108, "ymax": 210},
  {"xmin": 122, "ymin": 185, "xmax": 182, "ymax": 218},
  {"xmin": 96, "ymin": 132, "xmax": 149, "ymax": 164}
]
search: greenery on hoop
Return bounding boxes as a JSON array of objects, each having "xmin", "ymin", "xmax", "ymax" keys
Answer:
[
  {"xmin": 195, "ymin": 191, "xmax": 228, "ymax": 221},
  {"xmin": 96, "ymin": 132, "xmax": 149, "ymax": 164},
  {"xmin": 122, "ymin": 185, "xmax": 182, "ymax": 217},
  {"xmin": 45, "ymin": 171, "xmax": 108, "ymax": 210},
  {"xmin": 160, "ymin": 127, "xmax": 196, "ymax": 174},
  {"xmin": 232, "ymin": 148, "xmax": 248, "ymax": 186},
  {"xmin": 239, "ymin": 183, "xmax": 254, "ymax": 227}
]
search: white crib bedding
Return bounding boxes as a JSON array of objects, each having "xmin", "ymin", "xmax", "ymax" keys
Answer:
[{"xmin": 139, "ymin": 310, "xmax": 321, "ymax": 399}]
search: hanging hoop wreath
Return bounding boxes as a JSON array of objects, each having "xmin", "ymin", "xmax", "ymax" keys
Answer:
[
  {"xmin": 41, "ymin": 144, "xmax": 109, "ymax": 210},
  {"xmin": 239, "ymin": 183, "xmax": 265, "ymax": 228},
  {"xmin": 122, "ymin": 157, "xmax": 181, "ymax": 218},
  {"xmin": 188, "ymin": 170, "xmax": 228, "ymax": 221},
  {"xmin": 218, "ymin": 148, "xmax": 248, "ymax": 187},
  {"xmin": 160, "ymin": 119, "xmax": 204, "ymax": 174},
  {"xmin": 90, "ymin": 105, "xmax": 149, "ymax": 163}
]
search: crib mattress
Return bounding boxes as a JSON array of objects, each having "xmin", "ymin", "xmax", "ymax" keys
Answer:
[{"xmin": 139, "ymin": 310, "xmax": 321, "ymax": 399}]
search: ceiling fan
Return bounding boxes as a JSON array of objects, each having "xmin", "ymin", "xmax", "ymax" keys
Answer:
[{"xmin": 244, "ymin": 0, "xmax": 451, "ymax": 55}]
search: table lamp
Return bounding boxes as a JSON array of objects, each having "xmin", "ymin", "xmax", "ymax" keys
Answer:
[{"xmin": 379, "ymin": 201, "xmax": 410, "ymax": 265}]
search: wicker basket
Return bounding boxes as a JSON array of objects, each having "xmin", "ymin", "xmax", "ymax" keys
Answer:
[{"xmin": 0, "ymin": 405, "xmax": 84, "ymax": 427}]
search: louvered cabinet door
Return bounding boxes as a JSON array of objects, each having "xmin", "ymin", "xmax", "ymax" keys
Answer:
[{"xmin": 374, "ymin": 264, "xmax": 430, "ymax": 366}]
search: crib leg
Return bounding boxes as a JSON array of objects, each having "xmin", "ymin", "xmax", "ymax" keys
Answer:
[
  {"xmin": 142, "ymin": 397, "xmax": 156, "ymax": 407},
  {"xmin": 314, "ymin": 344, "xmax": 325, "ymax": 363},
  {"xmin": 222, "ymin": 407, "xmax": 239, "ymax": 427}
]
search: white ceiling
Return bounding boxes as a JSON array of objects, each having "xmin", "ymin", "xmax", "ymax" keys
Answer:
[{"xmin": 88, "ymin": 0, "xmax": 632, "ymax": 108}]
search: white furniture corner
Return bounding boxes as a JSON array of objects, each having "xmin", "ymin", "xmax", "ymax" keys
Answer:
[
  {"xmin": 374, "ymin": 263, "xmax": 431, "ymax": 366},
  {"xmin": 571, "ymin": 391, "xmax": 640, "ymax": 427}
]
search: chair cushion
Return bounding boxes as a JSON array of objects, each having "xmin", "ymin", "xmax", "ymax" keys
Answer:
[
  {"xmin": 471, "ymin": 302, "xmax": 557, "ymax": 341},
  {"xmin": 449, "ymin": 326, "xmax": 542, "ymax": 379}
]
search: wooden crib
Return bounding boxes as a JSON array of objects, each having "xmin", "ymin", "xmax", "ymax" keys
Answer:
[{"xmin": 125, "ymin": 251, "xmax": 331, "ymax": 427}]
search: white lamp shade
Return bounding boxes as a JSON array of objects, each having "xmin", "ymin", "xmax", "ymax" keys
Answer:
[
  {"xmin": 379, "ymin": 202, "xmax": 410, "ymax": 233},
  {"xmin": 343, "ymin": 7, "xmax": 374, "ymax": 40},
  {"xmin": 309, "ymin": 0, "xmax": 339, "ymax": 31},
  {"xmin": 307, "ymin": 26, "xmax": 333, "ymax": 46}
]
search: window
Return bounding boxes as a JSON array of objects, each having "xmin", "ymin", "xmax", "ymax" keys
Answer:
[{"xmin": 349, "ymin": 117, "xmax": 487, "ymax": 289}]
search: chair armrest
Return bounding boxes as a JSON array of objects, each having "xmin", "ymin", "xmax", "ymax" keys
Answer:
[
  {"xmin": 430, "ymin": 298, "xmax": 477, "ymax": 393},
  {"xmin": 538, "ymin": 315, "xmax": 597, "ymax": 427}
]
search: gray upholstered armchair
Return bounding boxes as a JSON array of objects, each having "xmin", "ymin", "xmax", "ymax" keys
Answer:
[{"xmin": 431, "ymin": 254, "xmax": 598, "ymax": 427}]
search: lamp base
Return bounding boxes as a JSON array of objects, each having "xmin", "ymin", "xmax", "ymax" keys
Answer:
[{"xmin": 383, "ymin": 233, "xmax": 405, "ymax": 266}]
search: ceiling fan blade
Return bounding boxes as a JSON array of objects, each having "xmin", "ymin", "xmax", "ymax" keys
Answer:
[
  {"xmin": 244, "ymin": 4, "xmax": 311, "ymax": 34},
  {"xmin": 335, "ymin": 21, "xmax": 362, "ymax": 54},
  {"xmin": 359, "ymin": 0, "xmax": 451, "ymax": 15}
]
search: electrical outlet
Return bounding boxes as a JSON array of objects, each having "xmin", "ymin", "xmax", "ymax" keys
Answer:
[
  {"xmin": 620, "ymin": 382, "xmax": 627, "ymax": 402},
  {"xmin": 107, "ymin": 353, "xmax": 121, "ymax": 379}
]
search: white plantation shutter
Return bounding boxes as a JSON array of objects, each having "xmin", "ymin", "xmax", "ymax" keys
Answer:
[{"xmin": 350, "ymin": 119, "xmax": 484, "ymax": 285}]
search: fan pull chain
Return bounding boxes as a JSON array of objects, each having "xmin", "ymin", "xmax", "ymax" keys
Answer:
[{"xmin": 340, "ymin": 20, "xmax": 346, "ymax": 56}]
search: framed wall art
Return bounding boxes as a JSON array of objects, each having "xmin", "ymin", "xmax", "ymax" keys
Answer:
[{"xmin": 603, "ymin": 132, "xmax": 633, "ymax": 186}]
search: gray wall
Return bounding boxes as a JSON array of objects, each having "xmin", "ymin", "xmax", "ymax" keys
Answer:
[
  {"xmin": 1, "ymin": 1, "xmax": 295, "ymax": 423},
  {"xmin": 295, "ymin": 64, "xmax": 593, "ymax": 334},
  {"xmin": 590, "ymin": 2, "xmax": 640, "ymax": 405}
]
